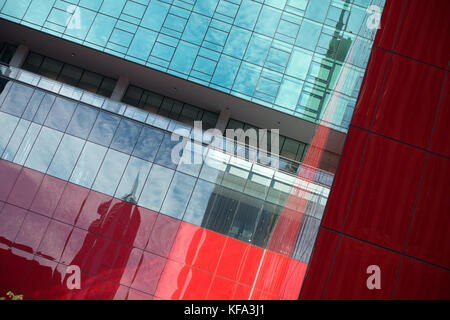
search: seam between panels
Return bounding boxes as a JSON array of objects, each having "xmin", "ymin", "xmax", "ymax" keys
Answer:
[
  {"xmin": 370, "ymin": 0, "xmax": 409, "ymax": 300},
  {"xmin": 297, "ymin": 12, "xmax": 369, "ymax": 293},
  {"xmin": 390, "ymin": 62, "xmax": 450, "ymax": 299},
  {"xmin": 0, "ymin": 199, "xmax": 183, "ymax": 299},
  {"xmin": 299, "ymin": 48, "xmax": 374, "ymax": 300},
  {"xmin": 0, "ymin": 161, "xmax": 267, "ymax": 300},
  {"xmin": 319, "ymin": 0, "xmax": 409, "ymax": 300},
  {"xmin": 1, "ymin": 195, "xmax": 171, "ymax": 263},
  {"xmin": 297, "ymin": 123, "xmax": 352, "ymax": 300},
  {"xmin": 320, "ymin": 226, "xmax": 450, "ymax": 272},
  {"xmin": 204, "ymin": 235, "xmax": 229, "ymax": 300},
  {"xmin": 298, "ymin": 0, "xmax": 378, "ymax": 298},
  {"xmin": 373, "ymin": 45, "xmax": 449, "ymax": 72},
  {"xmin": 349, "ymin": 124, "xmax": 450, "ymax": 161},
  {"xmin": 320, "ymin": 131, "xmax": 370, "ymax": 300},
  {"xmin": 94, "ymin": 130, "xmax": 145, "ymax": 299},
  {"xmin": 248, "ymin": 248, "xmax": 267, "ymax": 300},
  {"xmin": 320, "ymin": 44, "xmax": 391, "ymax": 301},
  {"xmin": 425, "ymin": 62, "xmax": 450, "ymax": 156},
  {"xmin": 60, "ymin": 106, "xmax": 123, "ymax": 300},
  {"xmin": 23, "ymin": 96, "xmax": 85, "ymax": 275}
]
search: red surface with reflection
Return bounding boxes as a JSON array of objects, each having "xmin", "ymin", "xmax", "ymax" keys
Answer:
[{"xmin": 0, "ymin": 160, "xmax": 305, "ymax": 300}]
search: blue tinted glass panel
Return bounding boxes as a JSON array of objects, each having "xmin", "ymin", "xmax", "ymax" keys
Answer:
[
  {"xmin": 92, "ymin": 149, "xmax": 129, "ymax": 196},
  {"xmin": 25, "ymin": 126, "xmax": 63, "ymax": 173},
  {"xmin": 32, "ymin": 94, "xmax": 55, "ymax": 125},
  {"xmin": 70, "ymin": 141, "xmax": 107, "ymax": 188},
  {"xmin": 115, "ymin": 156, "xmax": 152, "ymax": 202},
  {"xmin": 1, "ymin": 83, "xmax": 34, "ymax": 117},
  {"xmin": 44, "ymin": 97, "xmax": 77, "ymax": 132},
  {"xmin": 138, "ymin": 164, "xmax": 174, "ymax": 211},
  {"xmin": 0, "ymin": 112, "xmax": 19, "ymax": 156},
  {"xmin": 88, "ymin": 111, "xmax": 120, "ymax": 147},
  {"xmin": 2, "ymin": 119, "xmax": 31, "ymax": 161},
  {"xmin": 132, "ymin": 126, "xmax": 164, "ymax": 162},
  {"xmin": 154, "ymin": 133, "xmax": 181, "ymax": 169},
  {"xmin": 47, "ymin": 134, "xmax": 85, "ymax": 180},
  {"xmin": 141, "ymin": 0, "xmax": 169, "ymax": 31},
  {"xmin": 13, "ymin": 122, "xmax": 41, "ymax": 166},
  {"xmin": 66, "ymin": 104, "xmax": 99, "ymax": 139},
  {"xmin": 0, "ymin": 0, "xmax": 385, "ymax": 131},
  {"xmin": 110, "ymin": 119, "xmax": 142, "ymax": 154},
  {"xmin": 183, "ymin": 179, "xmax": 216, "ymax": 226},
  {"xmin": 160, "ymin": 172, "xmax": 196, "ymax": 219},
  {"xmin": 22, "ymin": 90, "xmax": 45, "ymax": 121}
]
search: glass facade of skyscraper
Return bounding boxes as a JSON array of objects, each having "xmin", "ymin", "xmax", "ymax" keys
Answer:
[
  {"xmin": 0, "ymin": 0, "xmax": 384, "ymax": 131},
  {"xmin": 0, "ymin": 0, "xmax": 398, "ymax": 301}
]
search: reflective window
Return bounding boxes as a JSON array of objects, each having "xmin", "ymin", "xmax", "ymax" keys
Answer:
[
  {"xmin": 154, "ymin": 133, "xmax": 181, "ymax": 169},
  {"xmin": 291, "ymin": 216, "xmax": 320, "ymax": 262},
  {"xmin": 202, "ymin": 186, "xmax": 240, "ymax": 236},
  {"xmin": 13, "ymin": 122, "xmax": 41, "ymax": 166},
  {"xmin": 92, "ymin": 149, "xmax": 130, "ymax": 196},
  {"xmin": 226, "ymin": 118, "xmax": 308, "ymax": 164},
  {"xmin": 0, "ymin": 78, "xmax": 336, "ymax": 267},
  {"xmin": 221, "ymin": 157, "xmax": 252, "ymax": 192},
  {"xmin": 25, "ymin": 126, "xmax": 63, "ymax": 173},
  {"xmin": 132, "ymin": 126, "xmax": 164, "ymax": 161},
  {"xmin": 115, "ymin": 156, "xmax": 152, "ymax": 203},
  {"xmin": 2, "ymin": 119, "xmax": 31, "ymax": 161},
  {"xmin": 22, "ymin": 90, "xmax": 46, "ymax": 121},
  {"xmin": 176, "ymin": 142, "xmax": 205, "ymax": 177},
  {"xmin": 252, "ymin": 202, "xmax": 281, "ymax": 247},
  {"xmin": 22, "ymin": 52, "xmax": 43, "ymax": 73},
  {"xmin": 244, "ymin": 164, "xmax": 274, "ymax": 200},
  {"xmin": 138, "ymin": 164, "xmax": 174, "ymax": 211},
  {"xmin": 110, "ymin": 119, "xmax": 142, "ymax": 154},
  {"xmin": 160, "ymin": 172, "xmax": 196, "ymax": 219},
  {"xmin": 70, "ymin": 141, "xmax": 107, "ymax": 188},
  {"xmin": 229, "ymin": 195, "xmax": 264, "ymax": 244},
  {"xmin": 0, "ymin": 112, "xmax": 19, "ymax": 156},
  {"xmin": 266, "ymin": 171, "xmax": 296, "ymax": 206},
  {"xmin": 38, "ymin": 56, "xmax": 63, "ymax": 79},
  {"xmin": 58, "ymin": 64, "xmax": 84, "ymax": 87},
  {"xmin": 1, "ymin": 82, "xmax": 34, "ymax": 117},
  {"xmin": 199, "ymin": 149, "xmax": 229, "ymax": 184},
  {"xmin": 44, "ymin": 97, "xmax": 77, "ymax": 132},
  {"xmin": 183, "ymin": 179, "xmax": 217, "ymax": 226},
  {"xmin": 66, "ymin": 104, "xmax": 99, "ymax": 139},
  {"xmin": 1, "ymin": 0, "xmax": 385, "ymax": 131},
  {"xmin": 32, "ymin": 94, "xmax": 55, "ymax": 124},
  {"xmin": 78, "ymin": 71, "xmax": 102, "ymax": 93},
  {"xmin": 88, "ymin": 111, "xmax": 120, "ymax": 147},
  {"xmin": 47, "ymin": 134, "xmax": 85, "ymax": 181}
]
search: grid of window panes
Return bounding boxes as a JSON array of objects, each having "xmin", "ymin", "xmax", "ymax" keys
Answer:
[
  {"xmin": 21, "ymin": 51, "xmax": 117, "ymax": 97},
  {"xmin": 0, "ymin": 77, "xmax": 329, "ymax": 260},
  {"xmin": 1, "ymin": 61, "xmax": 320, "ymax": 178},
  {"xmin": 122, "ymin": 84, "xmax": 218, "ymax": 129},
  {"xmin": 3, "ymin": 50, "xmax": 221, "ymax": 139},
  {"xmin": 226, "ymin": 118, "xmax": 307, "ymax": 162},
  {"xmin": 0, "ymin": 0, "xmax": 385, "ymax": 131}
]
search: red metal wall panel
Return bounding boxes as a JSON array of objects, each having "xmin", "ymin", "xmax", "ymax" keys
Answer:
[{"xmin": 301, "ymin": 0, "xmax": 450, "ymax": 300}]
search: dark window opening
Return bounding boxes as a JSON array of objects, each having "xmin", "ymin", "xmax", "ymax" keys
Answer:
[
  {"xmin": 0, "ymin": 43, "xmax": 17, "ymax": 65},
  {"xmin": 122, "ymin": 84, "xmax": 219, "ymax": 130},
  {"xmin": 21, "ymin": 52, "xmax": 117, "ymax": 97},
  {"xmin": 225, "ymin": 118, "xmax": 309, "ymax": 174}
]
